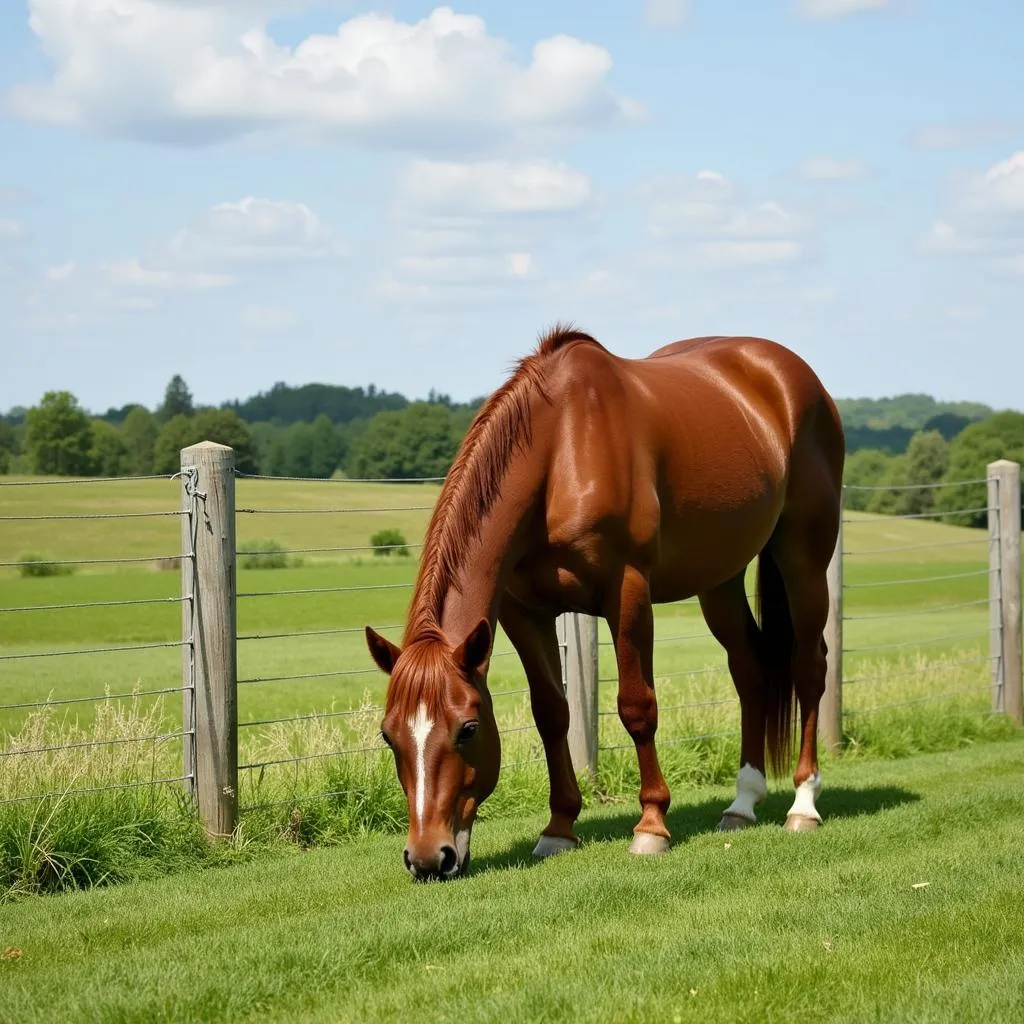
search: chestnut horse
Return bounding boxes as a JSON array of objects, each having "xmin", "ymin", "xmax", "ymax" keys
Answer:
[{"xmin": 366, "ymin": 326, "xmax": 844, "ymax": 880}]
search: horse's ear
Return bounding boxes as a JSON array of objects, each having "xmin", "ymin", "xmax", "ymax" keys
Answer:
[
  {"xmin": 366, "ymin": 626, "xmax": 401, "ymax": 675},
  {"xmin": 454, "ymin": 618, "xmax": 493, "ymax": 678}
]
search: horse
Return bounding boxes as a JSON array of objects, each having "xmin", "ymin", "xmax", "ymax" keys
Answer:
[{"xmin": 365, "ymin": 325, "xmax": 845, "ymax": 880}]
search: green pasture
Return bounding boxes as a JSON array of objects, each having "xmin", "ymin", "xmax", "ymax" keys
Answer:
[
  {"xmin": 0, "ymin": 477, "xmax": 1013, "ymax": 770},
  {"xmin": 2, "ymin": 739, "xmax": 1023, "ymax": 1023},
  {"xmin": 1, "ymin": 474, "xmax": 1020, "ymax": 898}
]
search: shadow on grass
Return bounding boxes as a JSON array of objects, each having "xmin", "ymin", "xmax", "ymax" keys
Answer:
[{"xmin": 468, "ymin": 784, "xmax": 921, "ymax": 876}]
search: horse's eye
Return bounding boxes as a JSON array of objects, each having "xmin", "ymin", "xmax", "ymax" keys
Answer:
[
  {"xmin": 456, "ymin": 721, "xmax": 478, "ymax": 746},
  {"xmin": 380, "ymin": 730, "xmax": 393, "ymax": 749}
]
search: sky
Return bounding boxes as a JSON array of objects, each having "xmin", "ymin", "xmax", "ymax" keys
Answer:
[{"xmin": 1, "ymin": 0, "xmax": 1023, "ymax": 416}]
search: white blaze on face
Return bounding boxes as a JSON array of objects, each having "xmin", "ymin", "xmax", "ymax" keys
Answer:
[{"xmin": 407, "ymin": 701, "xmax": 434, "ymax": 825}]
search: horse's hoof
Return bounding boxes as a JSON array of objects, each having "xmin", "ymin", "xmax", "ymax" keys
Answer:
[
  {"xmin": 532, "ymin": 835, "xmax": 579, "ymax": 858},
  {"xmin": 716, "ymin": 813, "xmax": 755, "ymax": 832},
  {"xmin": 629, "ymin": 832, "xmax": 670, "ymax": 856},
  {"xmin": 784, "ymin": 814, "xmax": 820, "ymax": 833}
]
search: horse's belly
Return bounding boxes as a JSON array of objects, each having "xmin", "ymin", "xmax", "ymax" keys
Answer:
[{"xmin": 649, "ymin": 495, "xmax": 782, "ymax": 601}]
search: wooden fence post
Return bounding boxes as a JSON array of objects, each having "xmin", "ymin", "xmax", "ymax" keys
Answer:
[
  {"xmin": 821, "ymin": 492, "xmax": 844, "ymax": 750},
  {"xmin": 988, "ymin": 460, "xmax": 1023, "ymax": 724},
  {"xmin": 561, "ymin": 612, "xmax": 599, "ymax": 778},
  {"xmin": 181, "ymin": 441, "xmax": 238, "ymax": 838}
]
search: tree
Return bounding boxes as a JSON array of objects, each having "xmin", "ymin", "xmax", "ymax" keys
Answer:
[
  {"xmin": 152, "ymin": 409, "xmax": 259, "ymax": 474},
  {"xmin": 225, "ymin": 380, "xmax": 407, "ymax": 426},
  {"xmin": 23, "ymin": 391, "xmax": 95, "ymax": 476},
  {"xmin": 157, "ymin": 375, "xmax": 195, "ymax": 424},
  {"xmin": 152, "ymin": 414, "xmax": 197, "ymax": 474},
  {"xmin": 843, "ymin": 449, "xmax": 894, "ymax": 511},
  {"xmin": 265, "ymin": 422, "xmax": 315, "ymax": 478},
  {"xmin": 347, "ymin": 403, "xmax": 458, "ymax": 480},
  {"xmin": 904, "ymin": 429, "xmax": 949, "ymax": 513},
  {"xmin": 934, "ymin": 412, "xmax": 1024, "ymax": 527},
  {"xmin": 310, "ymin": 414, "xmax": 344, "ymax": 478},
  {"xmin": 89, "ymin": 420, "xmax": 131, "ymax": 476},
  {"xmin": 867, "ymin": 455, "xmax": 912, "ymax": 515},
  {"xmin": 100, "ymin": 402, "xmax": 145, "ymax": 425},
  {"xmin": 122, "ymin": 406, "xmax": 159, "ymax": 476},
  {"xmin": 191, "ymin": 409, "xmax": 259, "ymax": 473},
  {"xmin": 0, "ymin": 421, "xmax": 16, "ymax": 474}
]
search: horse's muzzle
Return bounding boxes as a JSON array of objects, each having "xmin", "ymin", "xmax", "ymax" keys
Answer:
[{"xmin": 403, "ymin": 843, "xmax": 461, "ymax": 881}]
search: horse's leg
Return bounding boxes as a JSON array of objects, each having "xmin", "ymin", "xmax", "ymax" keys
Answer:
[
  {"xmin": 497, "ymin": 597, "xmax": 583, "ymax": 857},
  {"xmin": 770, "ymin": 525, "xmax": 834, "ymax": 832},
  {"xmin": 698, "ymin": 572, "xmax": 769, "ymax": 831},
  {"xmin": 606, "ymin": 564, "xmax": 671, "ymax": 855}
]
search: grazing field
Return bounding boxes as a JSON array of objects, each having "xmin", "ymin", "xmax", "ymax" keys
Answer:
[
  {"xmin": 1, "ymin": 474, "xmax": 1021, "ymax": 897},
  {"xmin": 2, "ymin": 739, "xmax": 1023, "ymax": 1024}
]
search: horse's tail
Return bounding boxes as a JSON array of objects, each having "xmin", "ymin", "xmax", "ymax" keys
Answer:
[{"xmin": 756, "ymin": 547, "xmax": 796, "ymax": 778}]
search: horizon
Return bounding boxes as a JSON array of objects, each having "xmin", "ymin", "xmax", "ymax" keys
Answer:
[
  {"xmin": 3, "ymin": 370, "xmax": 1018, "ymax": 422},
  {"xmin": 2, "ymin": 1, "xmax": 1023, "ymax": 413}
]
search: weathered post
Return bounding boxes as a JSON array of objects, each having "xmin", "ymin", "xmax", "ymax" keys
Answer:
[
  {"xmin": 180, "ymin": 441, "xmax": 238, "ymax": 838},
  {"xmin": 821, "ymin": 493, "xmax": 844, "ymax": 750},
  {"xmin": 988, "ymin": 460, "xmax": 1022, "ymax": 724},
  {"xmin": 562, "ymin": 612, "xmax": 599, "ymax": 778}
]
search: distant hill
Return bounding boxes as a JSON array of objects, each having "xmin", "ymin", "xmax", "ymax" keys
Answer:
[
  {"xmin": 834, "ymin": 395, "xmax": 994, "ymax": 455},
  {"xmin": 221, "ymin": 381, "xmax": 410, "ymax": 426},
  {"xmin": 835, "ymin": 394, "xmax": 993, "ymax": 431}
]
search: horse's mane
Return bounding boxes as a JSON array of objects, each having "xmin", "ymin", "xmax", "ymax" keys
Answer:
[{"xmin": 403, "ymin": 323, "xmax": 598, "ymax": 646}]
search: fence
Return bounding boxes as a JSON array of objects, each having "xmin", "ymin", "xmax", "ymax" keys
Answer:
[
  {"xmin": 0, "ymin": 471, "xmax": 193, "ymax": 808},
  {"xmin": 1, "ymin": 446, "xmax": 1021, "ymax": 840}
]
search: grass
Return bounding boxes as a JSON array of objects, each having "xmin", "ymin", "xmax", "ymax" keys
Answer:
[
  {"xmin": 1, "ymin": 474, "xmax": 1021, "ymax": 899},
  {"xmin": 1, "ymin": 739, "xmax": 1023, "ymax": 1023}
]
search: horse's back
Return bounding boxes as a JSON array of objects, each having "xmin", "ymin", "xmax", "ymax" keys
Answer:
[{"xmin": 540, "ymin": 334, "xmax": 843, "ymax": 598}]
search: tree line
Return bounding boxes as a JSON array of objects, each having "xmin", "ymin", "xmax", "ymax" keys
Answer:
[
  {"xmin": 2, "ymin": 376, "xmax": 1022, "ymax": 519},
  {"xmin": 844, "ymin": 413, "xmax": 1024, "ymax": 527},
  {"xmin": 0, "ymin": 375, "xmax": 483, "ymax": 481}
]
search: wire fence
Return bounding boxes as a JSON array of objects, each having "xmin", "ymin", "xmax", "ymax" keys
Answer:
[
  {"xmin": 0, "ymin": 472, "xmax": 194, "ymax": 808},
  {"xmin": 1, "ymin": 454, "xmax": 1021, "ymax": 827},
  {"xmin": 837, "ymin": 477, "xmax": 999, "ymax": 727}
]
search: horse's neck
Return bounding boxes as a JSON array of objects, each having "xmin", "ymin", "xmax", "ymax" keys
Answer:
[{"xmin": 414, "ymin": 450, "xmax": 545, "ymax": 648}]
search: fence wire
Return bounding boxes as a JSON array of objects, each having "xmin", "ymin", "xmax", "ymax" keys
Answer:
[
  {"xmin": 228, "ymin": 472, "xmax": 551, "ymax": 814},
  {"xmin": 0, "ymin": 472, "xmax": 193, "ymax": 808},
  {"xmin": 839, "ymin": 478, "xmax": 1000, "ymax": 723},
  {"xmin": 2, "ymin": 465, "xmax": 1014, "ymax": 816}
]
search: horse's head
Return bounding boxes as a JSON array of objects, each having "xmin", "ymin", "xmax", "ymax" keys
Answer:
[{"xmin": 365, "ymin": 619, "xmax": 500, "ymax": 881}]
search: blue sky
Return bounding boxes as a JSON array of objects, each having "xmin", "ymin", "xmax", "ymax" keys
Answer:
[{"xmin": 1, "ymin": 0, "xmax": 1022, "ymax": 415}]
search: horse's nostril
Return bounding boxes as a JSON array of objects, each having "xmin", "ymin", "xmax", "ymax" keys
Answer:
[
  {"xmin": 439, "ymin": 845, "xmax": 458, "ymax": 875},
  {"xmin": 403, "ymin": 849, "xmax": 413, "ymax": 872}
]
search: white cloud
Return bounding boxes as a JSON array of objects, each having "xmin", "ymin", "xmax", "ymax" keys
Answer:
[
  {"xmin": 801, "ymin": 285, "xmax": 839, "ymax": 304},
  {"xmin": 921, "ymin": 220, "xmax": 984, "ymax": 255},
  {"xmin": 6, "ymin": 2, "xmax": 642, "ymax": 151},
  {"xmin": 643, "ymin": 170, "xmax": 808, "ymax": 268},
  {"xmin": 995, "ymin": 255, "xmax": 1024, "ymax": 278},
  {"xmin": 968, "ymin": 152, "xmax": 1024, "ymax": 214},
  {"xmin": 922, "ymin": 151, "xmax": 1024, "ymax": 275},
  {"xmin": 793, "ymin": 0, "xmax": 891, "ymax": 18},
  {"xmin": 699, "ymin": 240, "xmax": 803, "ymax": 267},
  {"xmin": 45, "ymin": 261, "xmax": 77, "ymax": 281},
  {"xmin": 380, "ymin": 156, "xmax": 596, "ymax": 305},
  {"xmin": 401, "ymin": 159, "xmax": 593, "ymax": 215},
  {"xmin": 241, "ymin": 304, "xmax": 303, "ymax": 332},
  {"xmin": 910, "ymin": 119, "xmax": 1020, "ymax": 151},
  {"xmin": 643, "ymin": 0, "xmax": 690, "ymax": 31},
  {"xmin": 166, "ymin": 197, "xmax": 339, "ymax": 266},
  {"xmin": 0, "ymin": 219, "xmax": 27, "ymax": 243},
  {"xmin": 799, "ymin": 157, "xmax": 866, "ymax": 181},
  {"xmin": 25, "ymin": 193, "xmax": 336, "ymax": 346},
  {"xmin": 0, "ymin": 187, "xmax": 38, "ymax": 207},
  {"xmin": 508, "ymin": 252, "xmax": 534, "ymax": 278},
  {"xmin": 98, "ymin": 258, "xmax": 235, "ymax": 291}
]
